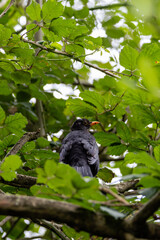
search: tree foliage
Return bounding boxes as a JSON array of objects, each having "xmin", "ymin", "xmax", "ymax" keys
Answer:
[{"xmin": 0, "ymin": 0, "xmax": 160, "ymax": 239}]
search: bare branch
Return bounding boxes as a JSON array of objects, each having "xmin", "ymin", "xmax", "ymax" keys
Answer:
[
  {"xmin": 0, "ymin": 0, "xmax": 15, "ymax": 19},
  {"xmin": 100, "ymin": 185, "xmax": 129, "ymax": 205},
  {"xmin": 0, "ymin": 193, "xmax": 160, "ymax": 239},
  {"xmin": 89, "ymin": 3, "xmax": 130, "ymax": 11},
  {"xmin": 0, "ymin": 193, "xmax": 123, "ymax": 238},
  {"xmin": 130, "ymin": 190, "xmax": 160, "ymax": 226},
  {"xmin": 32, "ymin": 219, "xmax": 69, "ymax": 240},
  {"xmin": 0, "ymin": 216, "xmax": 12, "ymax": 227},
  {"xmin": 0, "ymin": 174, "xmax": 37, "ymax": 188}
]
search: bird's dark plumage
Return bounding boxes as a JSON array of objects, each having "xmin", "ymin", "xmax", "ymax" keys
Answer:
[{"xmin": 59, "ymin": 119, "xmax": 99, "ymax": 177}]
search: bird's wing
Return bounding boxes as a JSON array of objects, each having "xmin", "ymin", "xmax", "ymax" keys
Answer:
[{"xmin": 81, "ymin": 138, "xmax": 99, "ymax": 165}]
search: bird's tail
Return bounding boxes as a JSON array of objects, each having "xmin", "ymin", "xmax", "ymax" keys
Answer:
[{"xmin": 73, "ymin": 165, "xmax": 93, "ymax": 177}]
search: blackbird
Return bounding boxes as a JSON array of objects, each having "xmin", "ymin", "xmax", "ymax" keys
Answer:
[{"xmin": 60, "ymin": 119, "xmax": 100, "ymax": 177}]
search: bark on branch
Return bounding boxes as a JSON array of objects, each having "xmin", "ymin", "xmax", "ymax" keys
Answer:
[
  {"xmin": 0, "ymin": 193, "xmax": 160, "ymax": 239},
  {"xmin": 0, "ymin": 193, "xmax": 123, "ymax": 238}
]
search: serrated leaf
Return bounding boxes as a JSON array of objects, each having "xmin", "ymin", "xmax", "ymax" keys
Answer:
[
  {"xmin": 10, "ymin": 48, "xmax": 34, "ymax": 65},
  {"xmin": 26, "ymin": 1, "xmax": 41, "ymax": 22},
  {"xmin": 80, "ymin": 90, "xmax": 105, "ymax": 112},
  {"xmin": 133, "ymin": 105, "xmax": 156, "ymax": 126},
  {"xmin": 42, "ymin": 0, "xmax": 64, "ymax": 23},
  {"xmin": 0, "ymin": 106, "xmax": 5, "ymax": 124},
  {"xmin": 5, "ymin": 113, "xmax": 28, "ymax": 132},
  {"xmin": 139, "ymin": 43, "xmax": 160, "ymax": 63},
  {"xmin": 66, "ymin": 98, "xmax": 96, "ymax": 117},
  {"xmin": 124, "ymin": 152, "xmax": 157, "ymax": 168},
  {"xmin": 0, "ymin": 61, "xmax": 15, "ymax": 72},
  {"xmin": 107, "ymin": 144, "xmax": 127, "ymax": 156},
  {"xmin": 0, "ymin": 155, "xmax": 22, "ymax": 181},
  {"xmin": 120, "ymin": 45, "xmax": 139, "ymax": 70},
  {"xmin": 94, "ymin": 132, "xmax": 120, "ymax": 146},
  {"xmin": 116, "ymin": 122, "xmax": 131, "ymax": 143},
  {"xmin": 97, "ymin": 167, "xmax": 115, "ymax": 182},
  {"xmin": 154, "ymin": 146, "xmax": 160, "ymax": 163}
]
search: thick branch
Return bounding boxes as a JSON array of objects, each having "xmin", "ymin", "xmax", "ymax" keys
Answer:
[
  {"xmin": 0, "ymin": 193, "xmax": 160, "ymax": 239},
  {"xmin": 0, "ymin": 174, "xmax": 37, "ymax": 188},
  {"xmin": 130, "ymin": 190, "xmax": 160, "ymax": 226},
  {"xmin": 0, "ymin": 193, "xmax": 123, "ymax": 238}
]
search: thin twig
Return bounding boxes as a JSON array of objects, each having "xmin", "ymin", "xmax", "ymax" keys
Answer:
[
  {"xmin": 100, "ymin": 185, "xmax": 129, "ymax": 205},
  {"xmin": 32, "ymin": 219, "xmax": 70, "ymax": 240},
  {"xmin": 0, "ymin": 216, "xmax": 12, "ymax": 227},
  {"xmin": 4, "ymin": 131, "xmax": 40, "ymax": 159},
  {"xmin": 98, "ymin": 91, "xmax": 126, "ymax": 115},
  {"xmin": 89, "ymin": 2, "xmax": 130, "ymax": 11},
  {"xmin": 0, "ymin": 0, "xmax": 15, "ymax": 19}
]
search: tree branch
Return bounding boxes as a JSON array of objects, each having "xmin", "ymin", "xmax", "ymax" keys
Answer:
[
  {"xmin": 129, "ymin": 190, "xmax": 160, "ymax": 226},
  {"xmin": 4, "ymin": 130, "xmax": 40, "ymax": 159},
  {"xmin": 0, "ymin": 174, "xmax": 37, "ymax": 188},
  {"xmin": 0, "ymin": 193, "xmax": 160, "ymax": 239},
  {"xmin": 0, "ymin": 193, "xmax": 124, "ymax": 239},
  {"xmin": 0, "ymin": 0, "xmax": 15, "ymax": 19},
  {"xmin": 89, "ymin": 3, "xmax": 130, "ymax": 11},
  {"xmin": 21, "ymin": 38, "xmax": 119, "ymax": 78}
]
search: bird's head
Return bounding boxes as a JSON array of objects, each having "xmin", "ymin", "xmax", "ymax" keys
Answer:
[{"xmin": 71, "ymin": 119, "xmax": 100, "ymax": 131}]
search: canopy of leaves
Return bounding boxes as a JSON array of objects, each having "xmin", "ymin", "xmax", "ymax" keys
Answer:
[{"xmin": 0, "ymin": 0, "xmax": 160, "ymax": 239}]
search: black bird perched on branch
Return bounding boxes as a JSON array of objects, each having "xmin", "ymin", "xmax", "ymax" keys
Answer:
[{"xmin": 60, "ymin": 119, "xmax": 100, "ymax": 177}]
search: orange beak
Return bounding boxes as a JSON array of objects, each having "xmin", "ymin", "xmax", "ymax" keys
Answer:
[{"xmin": 90, "ymin": 121, "xmax": 100, "ymax": 126}]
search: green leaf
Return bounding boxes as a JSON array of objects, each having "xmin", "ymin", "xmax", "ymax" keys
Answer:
[
  {"xmin": 0, "ymin": 106, "xmax": 5, "ymax": 125},
  {"xmin": 124, "ymin": 152, "xmax": 157, "ymax": 168},
  {"xmin": 62, "ymin": 225, "xmax": 90, "ymax": 240},
  {"xmin": 5, "ymin": 113, "xmax": 28, "ymax": 132},
  {"xmin": 0, "ymin": 80, "xmax": 12, "ymax": 95},
  {"xmin": 50, "ymin": 18, "xmax": 76, "ymax": 38},
  {"xmin": 21, "ymin": 141, "xmax": 35, "ymax": 153},
  {"xmin": 44, "ymin": 160, "xmax": 57, "ymax": 177},
  {"xmin": 139, "ymin": 176, "xmax": 160, "ymax": 188},
  {"xmin": 29, "ymin": 84, "xmax": 47, "ymax": 101},
  {"xmin": 0, "ymin": 61, "xmax": 15, "ymax": 72},
  {"xmin": 139, "ymin": 43, "xmax": 160, "ymax": 63},
  {"xmin": 10, "ymin": 48, "xmax": 34, "ymax": 65},
  {"xmin": 107, "ymin": 144, "xmax": 127, "ymax": 156},
  {"xmin": 80, "ymin": 90, "xmax": 105, "ymax": 112},
  {"xmin": 106, "ymin": 28, "xmax": 125, "ymax": 39},
  {"xmin": 66, "ymin": 98, "xmax": 96, "ymax": 117},
  {"xmin": 0, "ymin": 155, "xmax": 22, "ymax": 181},
  {"xmin": 94, "ymin": 132, "xmax": 120, "ymax": 146},
  {"xmin": 42, "ymin": 0, "xmax": 64, "ymax": 23},
  {"xmin": 36, "ymin": 137, "xmax": 50, "ymax": 148},
  {"xmin": 66, "ymin": 44, "xmax": 85, "ymax": 57},
  {"xmin": 116, "ymin": 122, "xmax": 131, "ymax": 143},
  {"xmin": 26, "ymin": 1, "xmax": 41, "ymax": 22},
  {"xmin": 132, "ymin": 105, "xmax": 156, "ymax": 126},
  {"xmin": 154, "ymin": 146, "xmax": 160, "ymax": 163},
  {"xmin": 97, "ymin": 167, "xmax": 115, "ymax": 182},
  {"xmin": 11, "ymin": 71, "xmax": 31, "ymax": 85},
  {"xmin": 120, "ymin": 45, "xmax": 139, "ymax": 70},
  {"xmin": 0, "ymin": 24, "xmax": 11, "ymax": 45}
]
